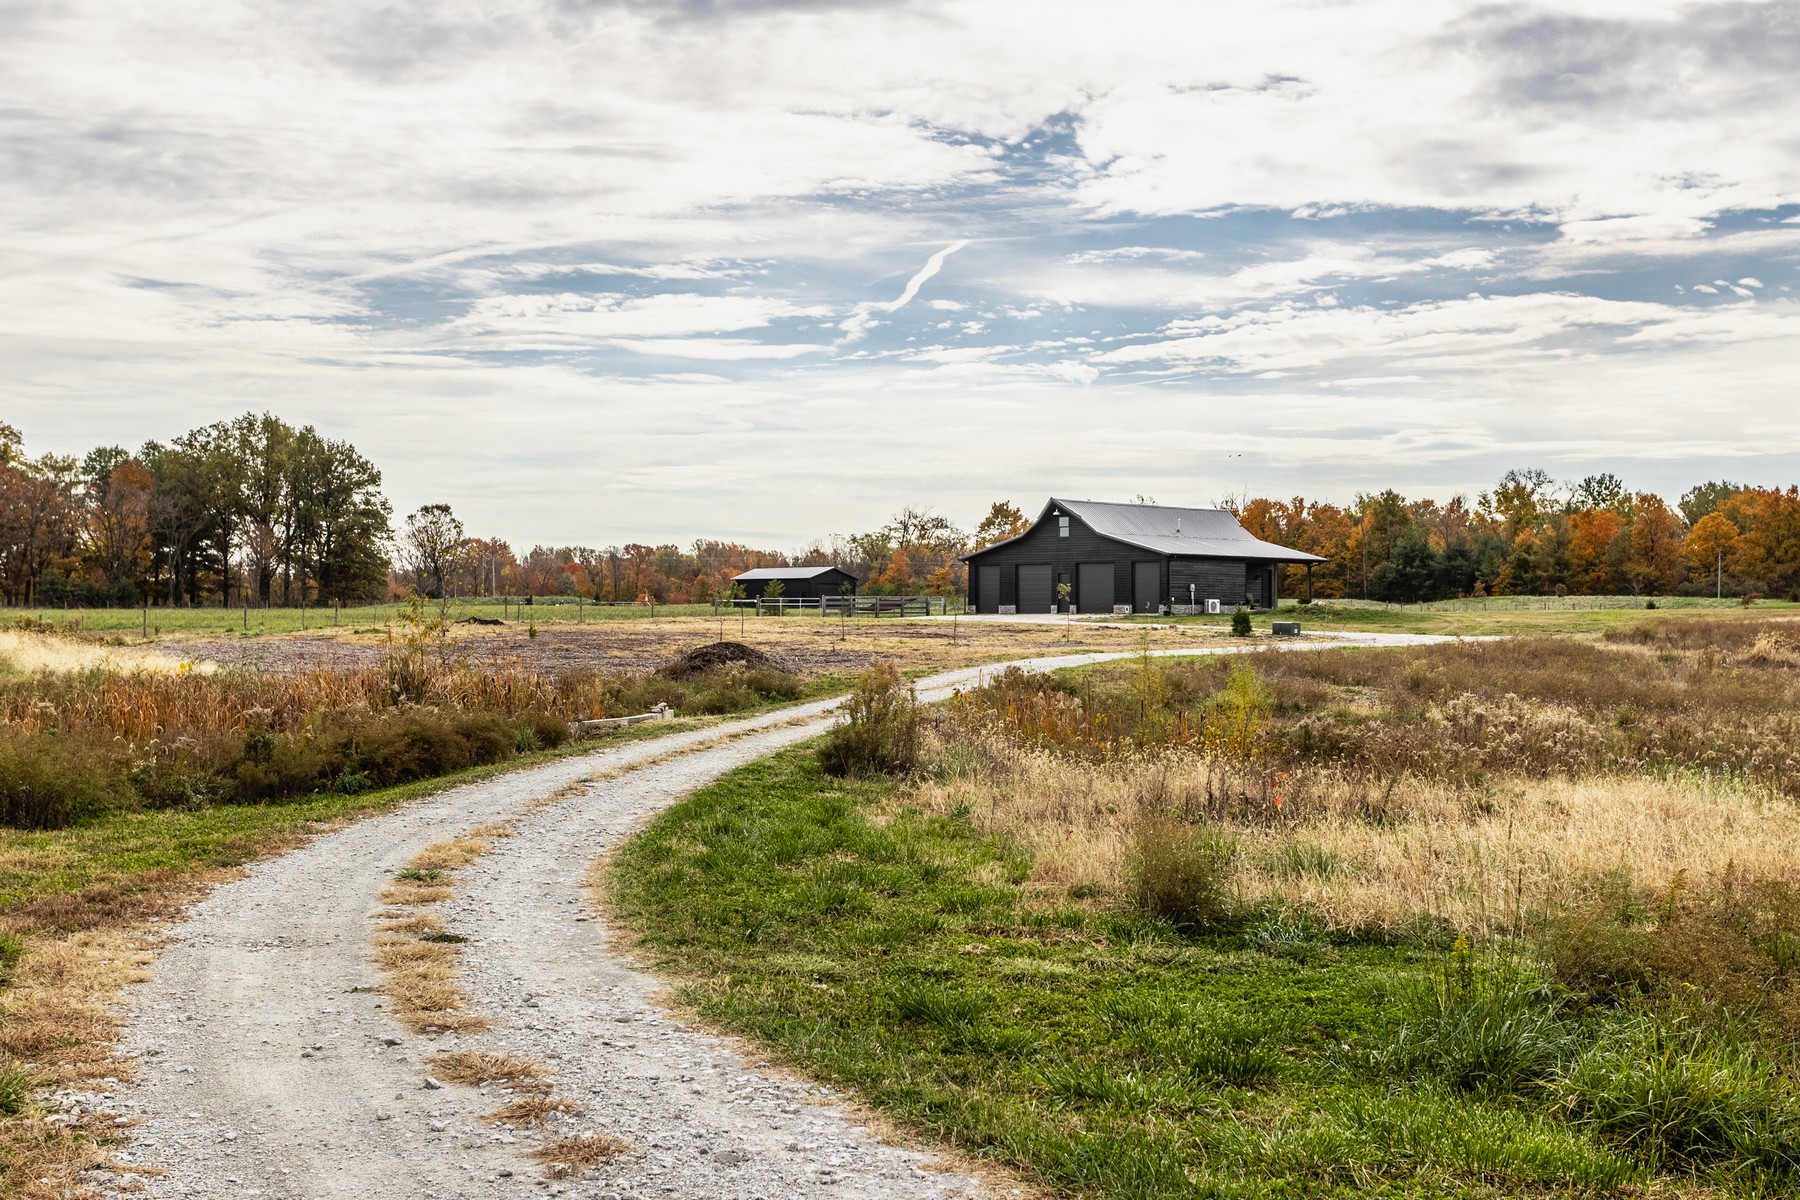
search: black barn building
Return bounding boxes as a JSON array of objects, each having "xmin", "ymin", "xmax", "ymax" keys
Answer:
[
  {"xmin": 731, "ymin": 565, "xmax": 859, "ymax": 601},
  {"xmin": 962, "ymin": 498, "xmax": 1325, "ymax": 615}
]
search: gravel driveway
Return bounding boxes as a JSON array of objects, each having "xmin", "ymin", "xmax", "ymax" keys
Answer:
[{"xmin": 103, "ymin": 634, "xmax": 1460, "ymax": 1200}]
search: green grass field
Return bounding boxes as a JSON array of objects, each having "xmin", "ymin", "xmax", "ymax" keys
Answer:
[
  {"xmin": 1099, "ymin": 595, "xmax": 1800, "ymax": 637},
  {"xmin": 20, "ymin": 593, "xmax": 1794, "ymax": 642},
  {"xmin": 611, "ymin": 747, "xmax": 1798, "ymax": 1200},
  {"xmin": 9, "ymin": 599, "xmax": 723, "ymax": 638}
]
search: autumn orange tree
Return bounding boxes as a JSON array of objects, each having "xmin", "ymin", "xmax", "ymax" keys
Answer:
[{"xmin": 1684, "ymin": 512, "xmax": 1740, "ymax": 598}]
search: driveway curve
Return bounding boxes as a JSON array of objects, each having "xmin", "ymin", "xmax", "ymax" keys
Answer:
[{"xmin": 107, "ymin": 633, "xmax": 1463, "ymax": 1199}]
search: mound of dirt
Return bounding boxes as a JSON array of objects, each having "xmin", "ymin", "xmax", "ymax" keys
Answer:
[{"xmin": 658, "ymin": 641, "xmax": 792, "ymax": 679}]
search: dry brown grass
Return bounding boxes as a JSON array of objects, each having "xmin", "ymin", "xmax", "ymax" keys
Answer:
[
  {"xmin": 0, "ymin": 871, "xmax": 229, "ymax": 1197},
  {"xmin": 367, "ymin": 832, "xmax": 511, "ymax": 1035},
  {"xmin": 907, "ymin": 730, "xmax": 1800, "ymax": 935},
  {"xmin": 528, "ymin": 1132, "xmax": 631, "ymax": 1176},
  {"xmin": 0, "ymin": 930, "xmax": 154, "ymax": 1081},
  {"xmin": 466, "ymin": 822, "xmax": 516, "ymax": 841},
  {"xmin": 426, "ymin": 1049, "xmax": 550, "ymax": 1091},
  {"xmin": 485, "ymin": 1093, "xmax": 582, "ymax": 1125},
  {"xmin": 378, "ymin": 879, "xmax": 455, "ymax": 906},
  {"xmin": 408, "ymin": 837, "xmax": 491, "ymax": 871},
  {"xmin": 909, "ymin": 628, "xmax": 1800, "ymax": 935},
  {"xmin": 0, "ymin": 630, "xmax": 198, "ymax": 677}
]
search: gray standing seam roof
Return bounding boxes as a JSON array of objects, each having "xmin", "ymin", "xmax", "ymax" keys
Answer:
[
  {"xmin": 966, "ymin": 499, "xmax": 1326, "ymax": 564},
  {"xmin": 732, "ymin": 566, "xmax": 851, "ymax": 580}
]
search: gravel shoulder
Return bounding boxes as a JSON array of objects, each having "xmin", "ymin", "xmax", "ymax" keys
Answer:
[{"xmin": 106, "ymin": 635, "xmax": 1462, "ymax": 1199}]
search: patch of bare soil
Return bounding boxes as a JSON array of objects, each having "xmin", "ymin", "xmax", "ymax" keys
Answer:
[{"xmin": 162, "ymin": 617, "xmax": 1209, "ymax": 679}]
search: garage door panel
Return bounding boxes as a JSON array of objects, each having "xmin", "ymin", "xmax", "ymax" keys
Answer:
[
  {"xmin": 1078, "ymin": 562, "xmax": 1114, "ymax": 613},
  {"xmin": 1134, "ymin": 562, "xmax": 1160, "ymax": 613},
  {"xmin": 1018, "ymin": 564, "xmax": 1053, "ymax": 614},
  {"xmin": 976, "ymin": 565, "xmax": 999, "ymax": 613}
]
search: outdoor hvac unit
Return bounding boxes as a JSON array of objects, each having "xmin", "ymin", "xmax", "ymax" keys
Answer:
[{"xmin": 1205, "ymin": 599, "xmax": 1222, "ymax": 614}]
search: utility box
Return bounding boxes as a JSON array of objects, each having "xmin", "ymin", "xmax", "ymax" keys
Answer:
[{"xmin": 1272, "ymin": 621, "xmax": 1301, "ymax": 638}]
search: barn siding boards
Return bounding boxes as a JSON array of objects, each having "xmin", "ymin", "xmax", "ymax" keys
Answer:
[{"xmin": 1170, "ymin": 559, "xmax": 1245, "ymax": 609}]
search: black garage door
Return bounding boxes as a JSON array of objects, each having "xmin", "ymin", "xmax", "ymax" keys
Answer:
[
  {"xmin": 976, "ymin": 565, "xmax": 999, "ymax": 613},
  {"xmin": 1134, "ymin": 562, "xmax": 1161, "ymax": 613},
  {"xmin": 1018, "ymin": 564, "xmax": 1053, "ymax": 614},
  {"xmin": 1079, "ymin": 563, "xmax": 1114, "ymax": 614}
]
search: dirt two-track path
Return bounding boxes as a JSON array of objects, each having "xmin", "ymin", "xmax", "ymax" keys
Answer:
[{"xmin": 105, "ymin": 633, "xmax": 1458, "ymax": 1200}]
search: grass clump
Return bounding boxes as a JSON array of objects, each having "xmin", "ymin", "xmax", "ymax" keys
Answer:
[
  {"xmin": 1130, "ymin": 820, "xmax": 1237, "ymax": 931},
  {"xmin": 530, "ymin": 1133, "xmax": 631, "ymax": 1177},
  {"xmin": 427, "ymin": 1049, "xmax": 550, "ymax": 1091},
  {"xmin": 1554, "ymin": 1014, "xmax": 1800, "ymax": 1173},
  {"xmin": 818, "ymin": 665, "xmax": 917, "ymax": 778},
  {"xmin": 1376, "ymin": 947, "xmax": 1577, "ymax": 1098}
]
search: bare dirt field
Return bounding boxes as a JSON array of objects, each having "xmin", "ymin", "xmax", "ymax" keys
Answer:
[{"xmin": 161, "ymin": 615, "xmax": 1213, "ymax": 677}]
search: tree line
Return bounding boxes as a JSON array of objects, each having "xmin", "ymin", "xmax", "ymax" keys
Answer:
[
  {"xmin": 1, "ymin": 415, "xmax": 389, "ymax": 607},
  {"xmin": 7, "ymin": 415, "xmax": 1795, "ymax": 608},
  {"xmin": 1234, "ymin": 469, "xmax": 1800, "ymax": 602},
  {"xmin": 394, "ymin": 502, "xmax": 981, "ymax": 603}
]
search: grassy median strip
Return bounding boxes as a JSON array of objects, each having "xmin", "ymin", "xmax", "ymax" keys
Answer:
[{"xmin": 606, "ymin": 744, "xmax": 1800, "ymax": 1199}]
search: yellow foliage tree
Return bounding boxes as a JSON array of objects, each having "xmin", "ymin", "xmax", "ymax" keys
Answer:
[{"xmin": 1683, "ymin": 512, "xmax": 1740, "ymax": 598}]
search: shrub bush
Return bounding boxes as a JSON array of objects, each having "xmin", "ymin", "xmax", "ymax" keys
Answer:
[
  {"xmin": 1231, "ymin": 607, "xmax": 1252, "ymax": 637},
  {"xmin": 1538, "ymin": 871, "xmax": 1800, "ymax": 1019},
  {"xmin": 1132, "ymin": 819, "xmax": 1238, "ymax": 930},
  {"xmin": 818, "ymin": 666, "xmax": 917, "ymax": 777},
  {"xmin": 0, "ymin": 731, "xmax": 119, "ymax": 828}
]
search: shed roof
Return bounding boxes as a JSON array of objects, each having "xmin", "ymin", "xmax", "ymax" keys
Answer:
[
  {"xmin": 732, "ymin": 565, "xmax": 855, "ymax": 581},
  {"xmin": 967, "ymin": 498, "xmax": 1326, "ymax": 564}
]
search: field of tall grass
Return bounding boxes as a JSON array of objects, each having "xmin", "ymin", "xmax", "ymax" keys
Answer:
[
  {"xmin": 614, "ymin": 619, "xmax": 1800, "ymax": 1198},
  {"xmin": 0, "ymin": 611, "xmax": 808, "ymax": 828},
  {"xmin": 909, "ymin": 622, "xmax": 1800, "ymax": 928}
]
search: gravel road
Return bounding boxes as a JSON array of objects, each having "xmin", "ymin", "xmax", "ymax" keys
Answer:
[{"xmin": 102, "ymin": 634, "xmax": 1460, "ymax": 1200}]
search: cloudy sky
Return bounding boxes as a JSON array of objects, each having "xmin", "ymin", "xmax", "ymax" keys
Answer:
[{"xmin": 4, "ymin": 0, "xmax": 1798, "ymax": 548}]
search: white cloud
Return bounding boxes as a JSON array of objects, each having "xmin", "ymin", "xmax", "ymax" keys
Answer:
[
  {"xmin": 605, "ymin": 338, "xmax": 831, "ymax": 361},
  {"xmin": 840, "ymin": 240, "xmax": 969, "ymax": 340},
  {"xmin": 1100, "ymin": 293, "xmax": 1800, "ymax": 375},
  {"xmin": 451, "ymin": 292, "xmax": 831, "ymax": 347}
]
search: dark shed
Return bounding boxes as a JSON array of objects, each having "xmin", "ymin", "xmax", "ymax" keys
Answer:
[
  {"xmin": 961, "ymin": 498, "xmax": 1325, "ymax": 615},
  {"xmin": 731, "ymin": 565, "xmax": 860, "ymax": 601}
]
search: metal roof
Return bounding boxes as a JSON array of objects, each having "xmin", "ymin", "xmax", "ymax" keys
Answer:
[
  {"xmin": 966, "ymin": 498, "xmax": 1327, "ymax": 564},
  {"xmin": 732, "ymin": 566, "xmax": 854, "ymax": 580}
]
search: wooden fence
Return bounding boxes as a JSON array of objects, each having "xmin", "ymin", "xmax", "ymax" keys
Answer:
[{"xmin": 725, "ymin": 595, "xmax": 956, "ymax": 617}]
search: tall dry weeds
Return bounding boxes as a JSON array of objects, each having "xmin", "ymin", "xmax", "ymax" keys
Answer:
[{"xmin": 908, "ymin": 625, "xmax": 1800, "ymax": 935}]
